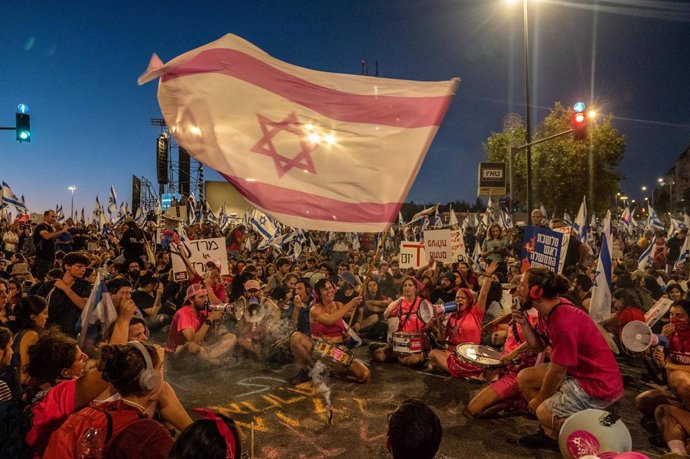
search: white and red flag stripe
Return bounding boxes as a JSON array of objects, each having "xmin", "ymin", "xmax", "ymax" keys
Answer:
[{"xmin": 139, "ymin": 34, "xmax": 459, "ymax": 232}]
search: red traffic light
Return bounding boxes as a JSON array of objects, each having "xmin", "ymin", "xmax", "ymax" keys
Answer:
[{"xmin": 571, "ymin": 112, "xmax": 587, "ymax": 140}]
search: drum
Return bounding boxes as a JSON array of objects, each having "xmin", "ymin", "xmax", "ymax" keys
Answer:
[
  {"xmin": 392, "ymin": 332, "xmax": 423, "ymax": 355},
  {"xmin": 455, "ymin": 343, "xmax": 504, "ymax": 368},
  {"xmin": 311, "ymin": 340, "xmax": 354, "ymax": 372}
]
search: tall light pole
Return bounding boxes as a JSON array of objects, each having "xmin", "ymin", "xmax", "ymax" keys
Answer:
[
  {"xmin": 522, "ymin": 0, "xmax": 532, "ymax": 215},
  {"xmin": 507, "ymin": 0, "xmax": 532, "ymax": 213},
  {"xmin": 68, "ymin": 185, "xmax": 76, "ymax": 220}
]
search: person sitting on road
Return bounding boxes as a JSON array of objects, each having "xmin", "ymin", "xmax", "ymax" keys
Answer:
[
  {"xmin": 636, "ymin": 300, "xmax": 690, "ymax": 440},
  {"xmin": 23, "ymin": 298, "xmax": 135, "ymax": 458},
  {"xmin": 165, "ymin": 284, "xmax": 237, "ymax": 369},
  {"xmin": 235, "ymin": 279, "xmax": 282, "ymax": 361},
  {"xmin": 169, "ymin": 409, "xmax": 242, "ymax": 459},
  {"xmin": 43, "ymin": 342, "xmax": 174, "ymax": 459},
  {"xmin": 289, "ymin": 278, "xmax": 369, "ymax": 385},
  {"xmin": 370, "ymin": 276, "xmax": 436, "ymax": 368},
  {"xmin": 386, "ymin": 398, "xmax": 442, "ymax": 459},
  {"xmin": 428, "ymin": 261, "xmax": 498, "ymax": 379}
]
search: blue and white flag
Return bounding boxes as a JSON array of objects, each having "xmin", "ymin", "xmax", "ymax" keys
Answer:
[
  {"xmin": 647, "ymin": 204, "xmax": 664, "ymax": 231},
  {"xmin": 572, "ymin": 196, "xmax": 588, "ymax": 244},
  {"xmin": 408, "ymin": 205, "xmax": 438, "ymax": 226},
  {"xmin": 500, "ymin": 208, "xmax": 514, "ymax": 229},
  {"xmin": 674, "ymin": 233, "xmax": 690, "ymax": 271},
  {"xmin": 637, "ymin": 236, "xmax": 656, "ymax": 271},
  {"xmin": 398, "ymin": 211, "xmax": 405, "ymax": 226},
  {"xmin": 434, "ymin": 207, "xmax": 443, "ymax": 229},
  {"xmin": 2, "ymin": 181, "xmax": 27, "ymax": 212},
  {"xmin": 78, "ymin": 270, "xmax": 117, "ymax": 348},
  {"xmin": 250, "ymin": 208, "xmax": 278, "ymax": 240},
  {"xmin": 589, "ymin": 210, "xmax": 612, "ymax": 324},
  {"xmin": 471, "ymin": 240, "xmax": 482, "ymax": 272},
  {"xmin": 56, "ymin": 204, "xmax": 65, "ymax": 221},
  {"xmin": 563, "ymin": 212, "xmax": 573, "ymax": 227},
  {"xmin": 108, "ymin": 185, "xmax": 117, "ymax": 214}
]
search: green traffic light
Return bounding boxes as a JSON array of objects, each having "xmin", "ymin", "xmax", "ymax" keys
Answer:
[{"xmin": 19, "ymin": 131, "xmax": 29, "ymax": 140}]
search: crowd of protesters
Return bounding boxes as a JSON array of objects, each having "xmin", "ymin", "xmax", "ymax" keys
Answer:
[{"xmin": 0, "ymin": 204, "xmax": 689, "ymax": 457}]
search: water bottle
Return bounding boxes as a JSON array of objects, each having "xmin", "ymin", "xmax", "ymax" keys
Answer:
[{"xmin": 76, "ymin": 427, "xmax": 105, "ymax": 459}]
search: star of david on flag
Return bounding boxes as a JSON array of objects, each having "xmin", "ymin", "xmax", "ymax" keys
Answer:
[{"xmin": 138, "ymin": 34, "xmax": 459, "ymax": 232}]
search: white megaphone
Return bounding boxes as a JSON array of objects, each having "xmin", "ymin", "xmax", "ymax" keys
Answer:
[
  {"xmin": 621, "ymin": 320, "xmax": 667, "ymax": 353},
  {"xmin": 558, "ymin": 409, "xmax": 632, "ymax": 459}
]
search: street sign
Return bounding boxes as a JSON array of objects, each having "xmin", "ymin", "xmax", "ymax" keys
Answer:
[{"xmin": 477, "ymin": 162, "xmax": 507, "ymax": 197}]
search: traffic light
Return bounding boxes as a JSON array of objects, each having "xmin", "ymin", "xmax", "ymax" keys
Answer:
[
  {"xmin": 571, "ymin": 101, "xmax": 587, "ymax": 140},
  {"xmin": 16, "ymin": 113, "xmax": 30, "ymax": 143}
]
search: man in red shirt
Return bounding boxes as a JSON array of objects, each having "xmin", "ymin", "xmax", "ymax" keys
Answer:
[
  {"xmin": 165, "ymin": 284, "xmax": 236, "ymax": 368},
  {"xmin": 512, "ymin": 268, "xmax": 624, "ymax": 449}
]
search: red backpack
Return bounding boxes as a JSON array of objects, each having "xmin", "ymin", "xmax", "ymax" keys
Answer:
[{"xmin": 43, "ymin": 400, "xmax": 146, "ymax": 459}]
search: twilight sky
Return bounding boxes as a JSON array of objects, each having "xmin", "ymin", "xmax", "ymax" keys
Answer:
[{"xmin": 2, "ymin": 0, "xmax": 689, "ymax": 217}]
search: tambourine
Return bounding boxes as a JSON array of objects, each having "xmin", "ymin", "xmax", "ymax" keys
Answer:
[{"xmin": 455, "ymin": 343, "xmax": 504, "ymax": 368}]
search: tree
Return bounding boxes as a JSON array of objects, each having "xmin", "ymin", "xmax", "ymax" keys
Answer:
[{"xmin": 483, "ymin": 102, "xmax": 625, "ymax": 216}]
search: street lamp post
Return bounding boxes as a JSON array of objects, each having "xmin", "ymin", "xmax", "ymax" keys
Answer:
[
  {"xmin": 521, "ymin": 0, "xmax": 532, "ymax": 214},
  {"xmin": 68, "ymin": 185, "xmax": 76, "ymax": 220}
]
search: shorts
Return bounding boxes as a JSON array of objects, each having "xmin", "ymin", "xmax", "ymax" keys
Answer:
[
  {"xmin": 544, "ymin": 377, "xmax": 616, "ymax": 418},
  {"xmin": 490, "ymin": 370, "xmax": 520, "ymax": 399}
]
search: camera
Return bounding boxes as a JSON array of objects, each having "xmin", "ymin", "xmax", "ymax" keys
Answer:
[{"xmin": 207, "ymin": 303, "xmax": 233, "ymax": 313}]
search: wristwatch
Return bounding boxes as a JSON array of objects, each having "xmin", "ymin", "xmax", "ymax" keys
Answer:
[{"xmin": 205, "ymin": 318, "xmax": 214, "ymax": 326}]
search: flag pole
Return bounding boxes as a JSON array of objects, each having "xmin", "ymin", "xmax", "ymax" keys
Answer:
[{"xmin": 348, "ymin": 223, "xmax": 392, "ymax": 330}]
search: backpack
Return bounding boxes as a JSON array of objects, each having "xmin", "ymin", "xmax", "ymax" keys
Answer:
[
  {"xmin": 43, "ymin": 400, "xmax": 145, "ymax": 459},
  {"xmin": 0, "ymin": 388, "xmax": 48, "ymax": 459}
]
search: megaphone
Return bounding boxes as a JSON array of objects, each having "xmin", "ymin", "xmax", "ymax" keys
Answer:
[
  {"xmin": 621, "ymin": 320, "xmax": 668, "ymax": 353},
  {"xmin": 559, "ymin": 409, "xmax": 632, "ymax": 459}
]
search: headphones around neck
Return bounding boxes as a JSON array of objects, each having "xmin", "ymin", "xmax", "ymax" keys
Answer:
[
  {"xmin": 529, "ymin": 273, "xmax": 551, "ymax": 301},
  {"xmin": 129, "ymin": 341, "xmax": 160, "ymax": 392}
]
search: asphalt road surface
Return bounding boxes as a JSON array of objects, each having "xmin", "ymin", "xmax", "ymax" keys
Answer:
[{"xmin": 161, "ymin": 340, "xmax": 668, "ymax": 459}]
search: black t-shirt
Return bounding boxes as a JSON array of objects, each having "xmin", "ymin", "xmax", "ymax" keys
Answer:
[
  {"xmin": 132, "ymin": 290, "xmax": 155, "ymax": 317},
  {"xmin": 71, "ymin": 228, "xmax": 89, "ymax": 251},
  {"xmin": 335, "ymin": 288, "xmax": 357, "ymax": 305},
  {"xmin": 430, "ymin": 288, "xmax": 455, "ymax": 305},
  {"xmin": 39, "ymin": 278, "xmax": 92, "ymax": 337},
  {"xmin": 120, "ymin": 228, "xmax": 146, "ymax": 260},
  {"xmin": 33, "ymin": 223, "xmax": 56, "ymax": 260},
  {"xmin": 666, "ymin": 237, "xmax": 684, "ymax": 264}
]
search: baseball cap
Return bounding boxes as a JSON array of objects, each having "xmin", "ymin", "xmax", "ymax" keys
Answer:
[
  {"xmin": 206, "ymin": 260, "xmax": 221, "ymax": 270},
  {"xmin": 244, "ymin": 279, "xmax": 261, "ymax": 291},
  {"xmin": 185, "ymin": 283, "xmax": 208, "ymax": 302}
]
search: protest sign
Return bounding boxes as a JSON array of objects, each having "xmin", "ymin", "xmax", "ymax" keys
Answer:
[
  {"xmin": 399, "ymin": 241, "xmax": 426, "ymax": 269},
  {"xmin": 171, "ymin": 237, "xmax": 229, "ymax": 281},
  {"xmin": 450, "ymin": 229, "xmax": 467, "ymax": 263},
  {"xmin": 423, "ymin": 229, "xmax": 452, "ymax": 263},
  {"xmin": 645, "ymin": 297, "xmax": 674, "ymax": 328},
  {"xmin": 520, "ymin": 227, "xmax": 570, "ymax": 273}
]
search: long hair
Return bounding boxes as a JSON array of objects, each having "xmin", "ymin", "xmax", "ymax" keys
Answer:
[{"xmin": 12, "ymin": 295, "xmax": 47, "ymax": 333}]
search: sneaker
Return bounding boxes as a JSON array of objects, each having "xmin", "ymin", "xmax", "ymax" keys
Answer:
[
  {"xmin": 517, "ymin": 430, "xmax": 559, "ymax": 450},
  {"xmin": 289, "ymin": 369, "xmax": 311, "ymax": 386}
]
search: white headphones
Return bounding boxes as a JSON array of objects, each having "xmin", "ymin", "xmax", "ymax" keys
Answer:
[{"xmin": 128, "ymin": 341, "xmax": 160, "ymax": 392}]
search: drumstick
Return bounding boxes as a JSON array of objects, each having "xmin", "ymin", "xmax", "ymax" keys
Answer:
[{"xmin": 481, "ymin": 313, "xmax": 512, "ymax": 330}]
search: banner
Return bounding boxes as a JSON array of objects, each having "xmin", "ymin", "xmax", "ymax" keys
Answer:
[
  {"xmin": 171, "ymin": 237, "xmax": 229, "ymax": 281},
  {"xmin": 399, "ymin": 241, "xmax": 426, "ymax": 269},
  {"xmin": 520, "ymin": 226, "xmax": 570, "ymax": 273},
  {"xmin": 645, "ymin": 297, "xmax": 674, "ymax": 328},
  {"xmin": 422, "ymin": 229, "xmax": 467, "ymax": 264}
]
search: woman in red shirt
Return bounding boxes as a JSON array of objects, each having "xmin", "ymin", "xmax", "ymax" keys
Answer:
[{"xmin": 428, "ymin": 261, "xmax": 498, "ymax": 378}]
